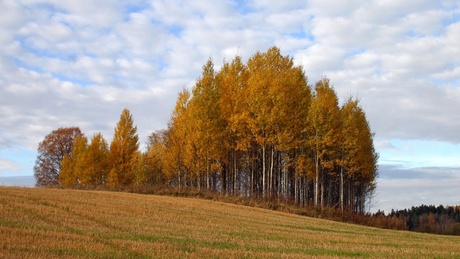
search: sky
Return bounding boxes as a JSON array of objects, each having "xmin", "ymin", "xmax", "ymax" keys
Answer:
[{"xmin": 1, "ymin": 0, "xmax": 459, "ymax": 213}]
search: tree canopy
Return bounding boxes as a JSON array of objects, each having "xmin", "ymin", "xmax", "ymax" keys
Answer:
[
  {"xmin": 108, "ymin": 108, "xmax": 139, "ymax": 187},
  {"xmin": 34, "ymin": 127, "xmax": 82, "ymax": 187},
  {"xmin": 34, "ymin": 46, "xmax": 378, "ymax": 213}
]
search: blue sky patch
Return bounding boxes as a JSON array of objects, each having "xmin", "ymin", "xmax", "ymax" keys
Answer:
[
  {"xmin": 12, "ymin": 57, "xmax": 43, "ymax": 74},
  {"xmin": 52, "ymin": 73, "xmax": 92, "ymax": 86}
]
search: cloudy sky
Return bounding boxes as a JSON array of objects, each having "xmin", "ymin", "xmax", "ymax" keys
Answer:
[{"xmin": 1, "ymin": 0, "xmax": 459, "ymax": 212}]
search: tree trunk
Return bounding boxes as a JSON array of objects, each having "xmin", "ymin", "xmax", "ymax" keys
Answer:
[
  {"xmin": 314, "ymin": 150, "xmax": 319, "ymax": 207},
  {"xmin": 178, "ymin": 170, "xmax": 181, "ymax": 189},
  {"xmin": 233, "ymin": 149, "xmax": 237, "ymax": 196},
  {"xmin": 294, "ymin": 172, "xmax": 298, "ymax": 204},
  {"xmin": 320, "ymin": 172, "xmax": 324, "ymax": 209},
  {"xmin": 340, "ymin": 166, "xmax": 344, "ymax": 211},
  {"xmin": 269, "ymin": 146, "xmax": 274, "ymax": 198},
  {"xmin": 222, "ymin": 161, "xmax": 227, "ymax": 196},
  {"xmin": 262, "ymin": 144, "xmax": 266, "ymax": 198}
]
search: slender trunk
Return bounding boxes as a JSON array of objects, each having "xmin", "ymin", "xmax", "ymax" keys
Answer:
[
  {"xmin": 250, "ymin": 164, "xmax": 255, "ymax": 199},
  {"xmin": 250, "ymin": 148, "xmax": 254, "ymax": 197},
  {"xmin": 348, "ymin": 176, "xmax": 353, "ymax": 211},
  {"xmin": 269, "ymin": 146, "xmax": 274, "ymax": 198},
  {"xmin": 314, "ymin": 150, "xmax": 319, "ymax": 207},
  {"xmin": 184, "ymin": 171, "xmax": 186, "ymax": 188},
  {"xmin": 178, "ymin": 170, "xmax": 181, "ymax": 189},
  {"xmin": 197, "ymin": 172, "xmax": 201, "ymax": 191},
  {"xmin": 284, "ymin": 160, "xmax": 287, "ymax": 202},
  {"xmin": 340, "ymin": 165, "xmax": 344, "ymax": 211},
  {"xmin": 206, "ymin": 147, "xmax": 210, "ymax": 190},
  {"xmin": 299, "ymin": 176, "xmax": 307, "ymax": 206},
  {"xmin": 233, "ymin": 149, "xmax": 237, "ymax": 196},
  {"xmin": 303, "ymin": 176, "xmax": 307, "ymax": 207},
  {"xmin": 321, "ymin": 173, "xmax": 325, "ymax": 209},
  {"xmin": 276, "ymin": 152, "xmax": 279, "ymax": 198},
  {"xmin": 262, "ymin": 144, "xmax": 266, "ymax": 198},
  {"xmin": 206, "ymin": 167, "xmax": 210, "ymax": 190},
  {"xmin": 294, "ymin": 171, "xmax": 298, "ymax": 204},
  {"xmin": 222, "ymin": 160, "xmax": 227, "ymax": 196}
]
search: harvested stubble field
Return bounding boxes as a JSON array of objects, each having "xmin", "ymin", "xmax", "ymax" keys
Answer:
[{"xmin": 1, "ymin": 187, "xmax": 459, "ymax": 258}]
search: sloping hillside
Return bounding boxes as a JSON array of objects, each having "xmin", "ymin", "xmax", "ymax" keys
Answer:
[{"xmin": 1, "ymin": 187, "xmax": 459, "ymax": 258}]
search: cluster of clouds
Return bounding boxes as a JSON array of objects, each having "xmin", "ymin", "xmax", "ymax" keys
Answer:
[{"xmin": 1, "ymin": 0, "xmax": 459, "ymax": 212}]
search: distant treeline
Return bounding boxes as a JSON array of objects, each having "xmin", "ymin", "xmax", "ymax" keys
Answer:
[{"xmin": 372, "ymin": 205, "xmax": 460, "ymax": 235}]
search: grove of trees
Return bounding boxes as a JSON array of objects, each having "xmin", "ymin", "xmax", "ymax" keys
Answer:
[{"xmin": 34, "ymin": 47, "xmax": 378, "ymax": 213}]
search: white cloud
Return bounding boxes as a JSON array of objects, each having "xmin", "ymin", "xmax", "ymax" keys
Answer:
[
  {"xmin": 253, "ymin": 0, "xmax": 306, "ymax": 12},
  {"xmin": 374, "ymin": 139, "xmax": 396, "ymax": 150},
  {"xmin": 38, "ymin": 0, "xmax": 126, "ymax": 28},
  {"xmin": 306, "ymin": 0, "xmax": 363, "ymax": 17},
  {"xmin": 1, "ymin": 0, "xmax": 460, "ymax": 211},
  {"xmin": 2, "ymin": 0, "xmax": 459, "ymax": 146}
]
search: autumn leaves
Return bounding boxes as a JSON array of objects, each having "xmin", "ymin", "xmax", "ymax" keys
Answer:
[
  {"xmin": 34, "ymin": 46, "xmax": 377, "ymax": 212},
  {"xmin": 57, "ymin": 109, "xmax": 139, "ymax": 188},
  {"xmin": 164, "ymin": 47, "xmax": 377, "ymax": 212}
]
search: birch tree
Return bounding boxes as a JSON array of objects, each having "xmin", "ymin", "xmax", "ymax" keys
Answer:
[{"xmin": 307, "ymin": 78, "xmax": 340, "ymax": 207}]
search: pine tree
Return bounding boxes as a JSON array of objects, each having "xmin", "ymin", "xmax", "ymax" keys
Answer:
[
  {"xmin": 59, "ymin": 135, "xmax": 88, "ymax": 188},
  {"xmin": 164, "ymin": 89, "xmax": 191, "ymax": 188},
  {"xmin": 108, "ymin": 109, "xmax": 139, "ymax": 187},
  {"xmin": 186, "ymin": 59, "xmax": 224, "ymax": 190},
  {"xmin": 82, "ymin": 133, "xmax": 109, "ymax": 187}
]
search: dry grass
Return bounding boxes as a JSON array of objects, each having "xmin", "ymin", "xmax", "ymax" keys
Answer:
[{"xmin": 1, "ymin": 187, "xmax": 460, "ymax": 258}]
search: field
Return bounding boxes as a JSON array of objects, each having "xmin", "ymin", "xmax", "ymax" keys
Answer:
[{"xmin": 1, "ymin": 187, "xmax": 459, "ymax": 258}]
